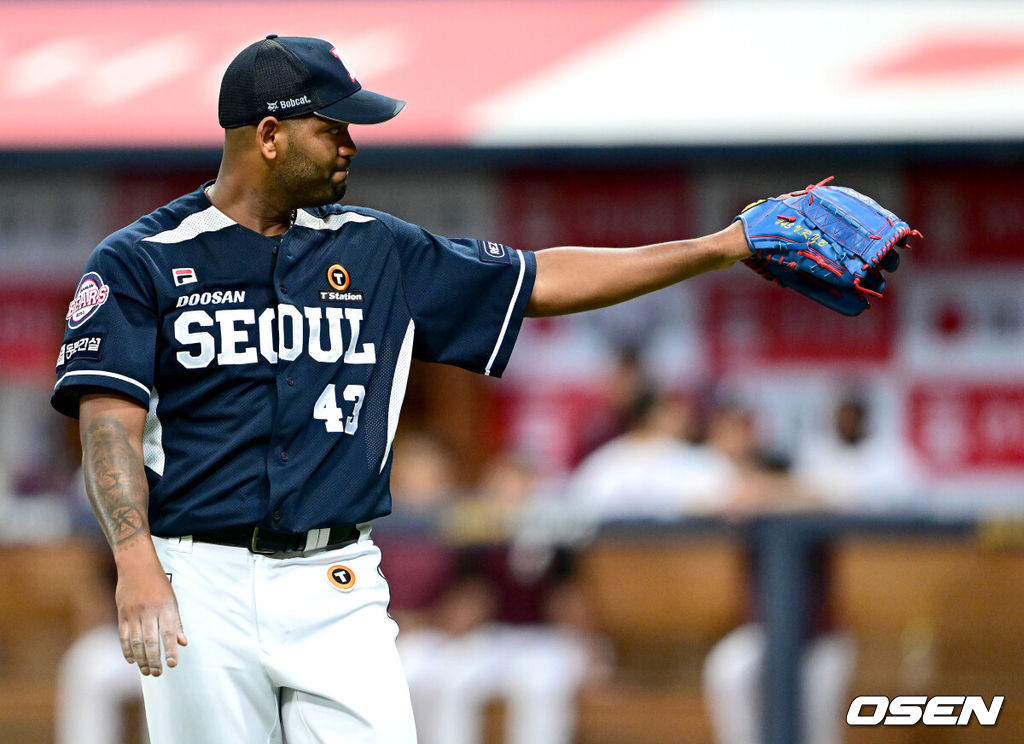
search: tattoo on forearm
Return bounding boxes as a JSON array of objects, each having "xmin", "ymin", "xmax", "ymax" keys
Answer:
[
  {"xmin": 110, "ymin": 504, "xmax": 147, "ymax": 543},
  {"xmin": 82, "ymin": 416, "xmax": 150, "ymax": 549}
]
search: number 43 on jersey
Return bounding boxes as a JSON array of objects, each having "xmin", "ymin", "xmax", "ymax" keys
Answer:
[{"xmin": 314, "ymin": 383, "xmax": 365, "ymax": 434}]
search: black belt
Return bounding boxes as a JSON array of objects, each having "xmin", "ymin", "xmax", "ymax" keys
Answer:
[{"xmin": 191, "ymin": 524, "xmax": 360, "ymax": 557}]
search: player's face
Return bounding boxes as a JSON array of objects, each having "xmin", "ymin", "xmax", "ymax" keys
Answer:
[{"xmin": 275, "ymin": 118, "xmax": 357, "ymax": 208}]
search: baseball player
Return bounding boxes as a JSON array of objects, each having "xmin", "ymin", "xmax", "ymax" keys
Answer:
[{"xmin": 52, "ymin": 35, "xmax": 752, "ymax": 744}]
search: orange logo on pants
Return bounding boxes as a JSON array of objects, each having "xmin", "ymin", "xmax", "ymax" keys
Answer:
[{"xmin": 327, "ymin": 564, "xmax": 356, "ymax": 591}]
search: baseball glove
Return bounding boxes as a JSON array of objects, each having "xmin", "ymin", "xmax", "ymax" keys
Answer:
[{"xmin": 735, "ymin": 177, "xmax": 921, "ymax": 316}]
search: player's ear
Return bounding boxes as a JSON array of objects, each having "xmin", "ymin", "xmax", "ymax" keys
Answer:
[{"xmin": 255, "ymin": 117, "xmax": 283, "ymax": 160}]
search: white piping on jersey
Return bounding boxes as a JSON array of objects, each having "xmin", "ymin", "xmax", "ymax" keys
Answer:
[
  {"xmin": 138, "ymin": 205, "xmax": 373, "ymax": 246},
  {"xmin": 143, "ymin": 388, "xmax": 165, "ymax": 476},
  {"xmin": 141, "ymin": 206, "xmax": 235, "ymax": 244},
  {"xmin": 380, "ymin": 319, "xmax": 416, "ymax": 474},
  {"xmin": 294, "ymin": 210, "xmax": 377, "ymax": 231},
  {"xmin": 484, "ymin": 249, "xmax": 526, "ymax": 377},
  {"xmin": 55, "ymin": 369, "xmax": 151, "ymax": 398}
]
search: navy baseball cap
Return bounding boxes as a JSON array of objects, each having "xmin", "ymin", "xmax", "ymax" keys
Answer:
[{"xmin": 218, "ymin": 35, "xmax": 405, "ymax": 128}]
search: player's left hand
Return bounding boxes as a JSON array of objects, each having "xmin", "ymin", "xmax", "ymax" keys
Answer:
[
  {"xmin": 735, "ymin": 177, "xmax": 922, "ymax": 316},
  {"xmin": 115, "ymin": 552, "xmax": 188, "ymax": 677}
]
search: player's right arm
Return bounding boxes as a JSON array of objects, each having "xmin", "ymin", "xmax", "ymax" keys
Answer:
[
  {"xmin": 80, "ymin": 391, "xmax": 187, "ymax": 677},
  {"xmin": 527, "ymin": 222, "xmax": 751, "ymax": 317}
]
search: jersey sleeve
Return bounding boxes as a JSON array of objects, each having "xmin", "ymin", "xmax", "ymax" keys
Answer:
[
  {"xmin": 375, "ymin": 211, "xmax": 537, "ymax": 377},
  {"xmin": 51, "ymin": 236, "xmax": 157, "ymax": 418}
]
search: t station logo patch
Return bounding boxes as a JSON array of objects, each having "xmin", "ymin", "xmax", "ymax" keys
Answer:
[
  {"xmin": 319, "ymin": 263, "xmax": 363, "ymax": 302},
  {"xmin": 66, "ymin": 272, "xmax": 110, "ymax": 329},
  {"xmin": 327, "ymin": 564, "xmax": 356, "ymax": 591}
]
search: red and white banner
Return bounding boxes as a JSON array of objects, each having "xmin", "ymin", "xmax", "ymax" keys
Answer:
[
  {"xmin": 704, "ymin": 274, "xmax": 897, "ymax": 370},
  {"xmin": 909, "ymin": 383, "xmax": 1024, "ymax": 474},
  {"xmin": 906, "ymin": 167, "xmax": 1024, "ymax": 266},
  {"xmin": 2, "ymin": 1, "xmax": 1024, "ymax": 149},
  {"xmin": 0, "ymin": 283, "xmax": 70, "ymax": 383},
  {"xmin": 900, "ymin": 269, "xmax": 1024, "ymax": 376},
  {"xmin": 0, "ymin": 1, "xmax": 668, "ymax": 148},
  {"xmin": 499, "ymin": 170, "xmax": 694, "ymax": 249}
]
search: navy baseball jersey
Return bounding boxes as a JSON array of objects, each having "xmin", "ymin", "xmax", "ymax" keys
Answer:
[{"xmin": 52, "ymin": 183, "xmax": 536, "ymax": 536}]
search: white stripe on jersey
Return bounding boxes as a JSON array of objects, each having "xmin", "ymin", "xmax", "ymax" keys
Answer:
[
  {"xmin": 294, "ymin": 210, "xmax": 377, "ymax": 231},
  {"xmin": 55, "ymin": 369, "xmax": 151, "ymax": 398},
  {"xmin": 484, "ymin": 249, "xmax": 526, "ymax": 377},
  {"xmin": 380, "ymin": 319, "xmax": 415, "ymax": 473},
  {"xmin": 141, "ymin": 206, "xmax": 235, "ymax": 244},
  {"xmin": 143, "ymin": 388, "xmax": 165, "ymax": 476},
  {"xmin": 139, "ymin": 206, "xmax": 373, "ymax": 245}
]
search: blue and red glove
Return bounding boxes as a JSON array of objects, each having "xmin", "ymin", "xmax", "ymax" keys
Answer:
[{"xmin": 735, "ymin": 177, "xmax": 922, "ymax": 316}]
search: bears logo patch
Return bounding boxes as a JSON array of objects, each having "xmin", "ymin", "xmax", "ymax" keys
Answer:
[{"xmin": 66, "ymin": 272, "xmax": 110, "ymax": 329}]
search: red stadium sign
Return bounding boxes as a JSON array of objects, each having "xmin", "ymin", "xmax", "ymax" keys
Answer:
[
  {"xmin": 0, "ymin": 1, "xmax": 669, "ymax": 149},
  {"xmin": 906, "ymin": 165, "xmax": 1024, "ymax": 266},
  {"xmin": 703, "ymin": 274, "xmax": 896, "ymax": 369},
  {"xmin": 4, "ymin": 2, "xmax": 1021, "ymax": 149},
  {"xmin": 908, "ymin": 383, "xmax": 1024, "ymax": 473},
  {"xmin": 0, "ymin": 282, "xmax": 70, "ymax": 383},
  {"xmin": 498, "ymin": 170, "xmax": 694, "ymax": 250}
]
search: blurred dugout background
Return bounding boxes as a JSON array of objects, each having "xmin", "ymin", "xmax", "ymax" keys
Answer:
[{"xmin": 1, "ymin": 2, "xmax": 1023, "ymax": 744}]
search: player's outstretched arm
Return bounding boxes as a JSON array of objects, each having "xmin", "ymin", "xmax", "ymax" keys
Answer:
[
  {"xmin": 526, "ymin": 221, "xmax": 749, "ymax": 317},
  {"xmin": 80, "ymin": 393, "xmax": 188, "ymax": 677}
]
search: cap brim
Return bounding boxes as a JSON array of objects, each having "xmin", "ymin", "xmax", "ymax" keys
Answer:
[{"xmin": 316, "ymin": 88, "xmax": 406, "ymax": 125}]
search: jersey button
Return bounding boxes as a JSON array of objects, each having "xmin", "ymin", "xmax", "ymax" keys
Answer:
[
  {"xmin": 286, "ymin": 377, "xmax": 295, "ymax": 387},
  {"xmin": 280, "ymin": 450, "xmax": 289, "ymax": 462},
  {"xmin": 272, "ymin": 510, "xmax": 282, "ymax": 521},
  {"xmin": 280, "ymin": 284, "xmax": 288, "ymax": 294}
]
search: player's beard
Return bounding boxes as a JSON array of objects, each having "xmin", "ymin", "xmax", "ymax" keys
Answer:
[{"xmin": 276, "ymin": 145, "xmax": 347, "ymax": 209}]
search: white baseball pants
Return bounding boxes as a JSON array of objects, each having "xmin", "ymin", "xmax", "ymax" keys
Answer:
[
  {"xmin": 400, "ymin": 624, "xmax": 591, "ymax": 744},
  {"xmin": 703, "ymin": 623, "xmax": 855, "ymax": 744},
  {"xmin": 56, "ymin": 624, "xmax": 146, "ymax": 744},
  {"xmin": 141, "ymin": 535, "xmax": 416, "ymax": 744}
]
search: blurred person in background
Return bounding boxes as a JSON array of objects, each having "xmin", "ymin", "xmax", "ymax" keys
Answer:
[
  {"xmin": 53, "ymin": 418, "xmax": 146, "ymax": 744},
  {"xmin": 792, "ymin": 391, "xmax": 928, "ymax": 509},
  {"xmin": 386, "ymin": 428, "xmax": 464, "ymax": 516},
  {"xmin": 0, "ymin": 414, "xmax": 80, "ymax": 542},
  {"xmin": 565, "ymin": 385, "xmax": 857, "ymax": 744},
  {"xmin": 701, "ymin": 398, "xmax": 853, "ymax": 744},
  {"xmin": 701, "ymin": 399, "xmax": 802, "ymax": 514},
  {"xmin": 565, "ymin": 386, "xmax": 735, "ymax": 522},
  {"xmin": 56, "ymin": 557, "xmax": 148, "ymax": 744},
  {"xmin": 396, "ymin": 450, "xmax": 607, "ymax": 744},
  {"xmin": 374, "ymin": 428, "xmax": 464, "ymax": 633},
  {"xmin": 702, "ymin": 390, "xmax": 926, "ymax": 744},
  {"xmin": 572, "ymin": 345, "xmax": 649, "ymax": 465}
]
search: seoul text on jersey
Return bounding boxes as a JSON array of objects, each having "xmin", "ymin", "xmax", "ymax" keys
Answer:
[{"xmin": 173, "ymin": 304, "xmax": 377, "ymax": 369}]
